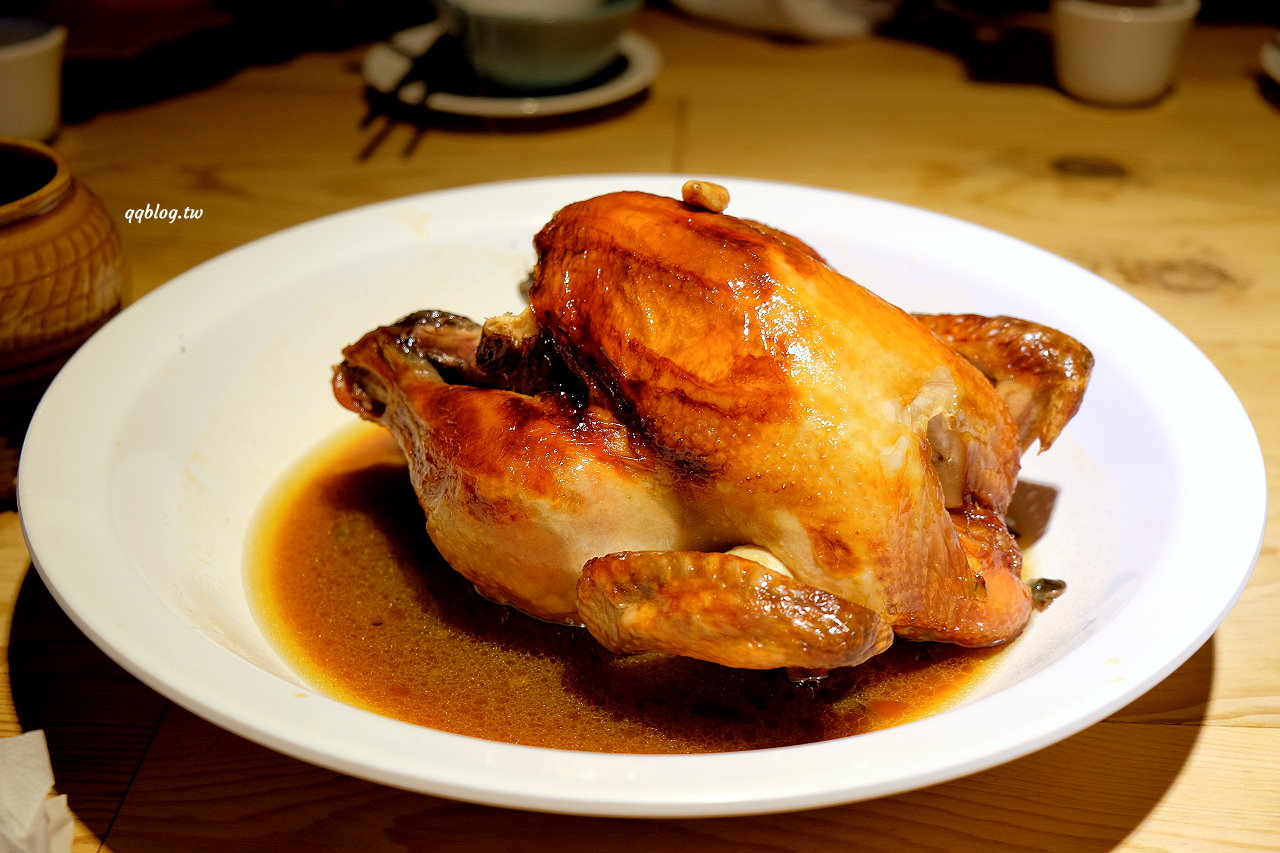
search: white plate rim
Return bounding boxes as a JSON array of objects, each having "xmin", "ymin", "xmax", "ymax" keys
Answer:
[{"xmin": 17, "ymin": 173, "xmax": 1266, "ymax": 817}]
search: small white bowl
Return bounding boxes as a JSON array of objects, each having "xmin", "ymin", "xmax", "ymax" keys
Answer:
[
  {"xmin": 434, "ymin": 0, "xmax": 642, "ymax": 92},
  {"xmin": 1051, "ymin": 0, "xmax": 1200, "ymax": 107}
]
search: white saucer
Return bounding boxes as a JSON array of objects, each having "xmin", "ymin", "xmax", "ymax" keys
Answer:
[{"xmin": 362, "ymin": 22, "xmax": 661, "ymax": 119}]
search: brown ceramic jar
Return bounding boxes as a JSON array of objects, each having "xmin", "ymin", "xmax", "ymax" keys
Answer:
[
  {"xmin": 1, "ymin": 136, "xmax": 125, "ymax": 384},
  {"xmin": 0, "ymin": 136, "xmax": 126, "ymax": 501}
]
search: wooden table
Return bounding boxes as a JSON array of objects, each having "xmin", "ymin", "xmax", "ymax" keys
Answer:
[{"xmin": 3, "ymin": 6, "xmax": 1278, "ymax": 850}]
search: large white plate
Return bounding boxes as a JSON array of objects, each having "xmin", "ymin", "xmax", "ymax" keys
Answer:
[{"xmin": 18, "ymin": 175, "xmax": 1265, "ymax": 817}]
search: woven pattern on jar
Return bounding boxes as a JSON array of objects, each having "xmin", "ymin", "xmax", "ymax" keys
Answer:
[{"xmin": 0, "ymin": 188, "xmax": 124, "ymax": 357}]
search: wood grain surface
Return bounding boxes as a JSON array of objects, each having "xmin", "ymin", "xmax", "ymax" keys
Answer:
[{"xmin": 2, "ymin": 7, "xmax": 1278, "ymax": 851}]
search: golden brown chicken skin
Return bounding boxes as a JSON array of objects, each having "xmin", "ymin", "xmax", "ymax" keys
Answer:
[
  {"xmin": 912, "ymin": 313, "xmax": 1094, "ymax": 453},
  {"xmin": 333, "ymin": 184, "xmax": 1091, "ymax": 674}
]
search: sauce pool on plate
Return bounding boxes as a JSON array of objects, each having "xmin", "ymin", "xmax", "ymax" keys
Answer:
[{"xmin": 248, "ymin": 422, "xmax": 1006, "ymax": 754}]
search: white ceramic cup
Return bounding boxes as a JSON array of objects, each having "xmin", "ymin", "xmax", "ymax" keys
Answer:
[
  {"xmin": 1051, "ymin": 0, "xmax": 1199, "ymax": 107},
  {"xmin": 434, "ymin": 0, "xmax": 640, "ymax": 92},
  {"xmin": 0, "ymin": 18, "xmax": 67, "ymax": 141}
]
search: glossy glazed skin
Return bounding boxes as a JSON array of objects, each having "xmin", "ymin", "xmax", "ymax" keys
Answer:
[{"xmin": 333, "ymin": 187, "xmax": 1092, "ymax": 673}]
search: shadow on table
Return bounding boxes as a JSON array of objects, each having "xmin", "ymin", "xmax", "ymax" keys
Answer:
[
  {"xmin": 1258, "ymin": 72, "xmax": 1280, "ymax": 112},
  {"xmin": 58, "ymin": 0, "xmax": 430, "ymax": 124},
  {"xmin": 878, "ymin": 0, "xmax": 1056, "ymax": 88},
  {"xmin": 6, "ymin": 567, "xmax": 169, "ymax": 843},
  {"xmin": 9, "ymin": 564, "xmax": 1210, "ymax": 852}
]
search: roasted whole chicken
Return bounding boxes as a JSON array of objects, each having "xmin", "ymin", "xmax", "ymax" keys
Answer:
[{"xmin": 333, "ymin": 182, "xmax": 1092, "ymax": 675}]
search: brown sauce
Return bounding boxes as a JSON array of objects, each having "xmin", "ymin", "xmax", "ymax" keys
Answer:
[{"xmin": 248, "ymin": 422, "xmax": 1006, "ymax": 754}]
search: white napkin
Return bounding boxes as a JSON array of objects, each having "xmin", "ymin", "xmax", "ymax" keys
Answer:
[{"xmin": 0, "ymin": 731, "xmax": 73, "ymax": 853}]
